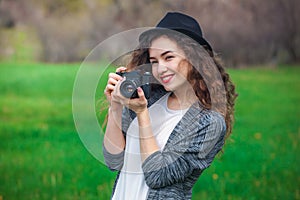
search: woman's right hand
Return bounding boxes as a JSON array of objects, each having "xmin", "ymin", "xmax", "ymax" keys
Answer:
[{"xmin": 104, "ymin": 66, "xmax": 127, "ymax": 109}]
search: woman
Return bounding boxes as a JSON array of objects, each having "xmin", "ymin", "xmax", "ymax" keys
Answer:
[{"xmin": 103, "ymin": 12, "xmax": 237, "ymax": 200}]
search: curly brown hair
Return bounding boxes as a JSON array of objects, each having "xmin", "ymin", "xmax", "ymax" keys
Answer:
[{"xmin": 126, "ymin": 30, "xmax": 238, "ymax": 138}]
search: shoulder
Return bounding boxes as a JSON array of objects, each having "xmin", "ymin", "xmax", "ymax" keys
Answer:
[
  {"xmin": 181, "ymin": 104, "xmax": 226, "ymax": 133},
  {"xmin": 197, "ymin": 109, "xmax": 226, "ymax": 137},
  {"xmin": 206, "ymin": 110, "xmax": 226, "ymax": 138},
  {"xmin": 200, "ymin": 109, "xmax": 225, "ymax": 128}
]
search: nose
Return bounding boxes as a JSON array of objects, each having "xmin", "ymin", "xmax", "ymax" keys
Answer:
[{"xmin": 156, "ymin": 61, "xmax": 168, "ymax": 75}]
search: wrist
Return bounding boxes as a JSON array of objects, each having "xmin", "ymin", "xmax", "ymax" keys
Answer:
[
  {"xmin": 137, "ymin": 108, "xmax": 151, "ymax": 127},
  {"xmin": 109, "ymin": 101, "xmax": 122, "ymax": 112},
  {"xmin": 136, "ymin": 108, "xmax": 148, "ymax": 116}
]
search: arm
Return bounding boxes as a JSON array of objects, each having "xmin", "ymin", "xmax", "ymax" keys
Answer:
[
  {"xmin": 103, "ymin": 104, "xmax": 125, "ymax": 154},
  {"xmin": 124, "ymin": 87, "xmax": 160, "ymax": 162},
  {"xmin": 137, "ymin": 108, "xmax": 160, "ymax": 162},
  {"xmin": 103, "ymin": 104, "xmax": 126, "ymax": 171},
  {"xmin": 102, "ymin": 67, "xmax": 127, "ymax": 170},
  {"xmin": 142, "ymin": 112, "xmax": 226, "ymax": 189}
]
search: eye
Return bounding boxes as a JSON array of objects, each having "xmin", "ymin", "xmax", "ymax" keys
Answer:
[
  {"xmin": 150, "ymin": 60, "xmax": 158, "ymax": 66},
  {"xmin": 165, "ymin": 55, "xmax": 174, "ymax": 61}
]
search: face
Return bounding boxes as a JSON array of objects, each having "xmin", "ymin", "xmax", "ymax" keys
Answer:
[{"xmin": 149, "ymin": 36, "xmax": 190, "ymax": 92}]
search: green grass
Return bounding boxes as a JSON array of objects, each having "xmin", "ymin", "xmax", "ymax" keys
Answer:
[{"xmin": 0, "ymin": 62, "xmax": 299, "ymax": 199}]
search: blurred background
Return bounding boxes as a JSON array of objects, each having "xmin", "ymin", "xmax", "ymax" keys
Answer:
[
  {"xmin": 0, "ymin": 0, "xmax": 299, "ymax": 199},
  {"xmin": 1, "ymin": 0, "xmax": 299, "ymax": 66}
]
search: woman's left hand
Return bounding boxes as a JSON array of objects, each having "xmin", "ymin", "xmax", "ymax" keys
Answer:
[
  {"xmin": 112, "ymin": 80, "xmax": 148, "ymax": 114},
  {"xmin": 126, "ymin": 87, "xmax": 148, "ymax": 114}
]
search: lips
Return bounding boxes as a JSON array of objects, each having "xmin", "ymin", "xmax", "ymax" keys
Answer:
[{"xmin": 160, "ymin": 74, "xmax": 174, "ymax": 84}]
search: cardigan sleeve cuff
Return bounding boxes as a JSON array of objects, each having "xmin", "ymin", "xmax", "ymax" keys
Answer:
[{"xmin": 103, "ymin": 144, "xmax": 125, "ymax": 171}]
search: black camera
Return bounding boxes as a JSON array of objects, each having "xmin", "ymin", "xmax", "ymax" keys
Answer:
[{"xmin": 116, "ymin": 70, "xmax": 151, "ymax": 99}]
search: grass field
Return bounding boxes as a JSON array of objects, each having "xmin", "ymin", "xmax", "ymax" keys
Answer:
[{"xmin": 0, "ymin": 62, "xmax": 299, "ymax": 200}]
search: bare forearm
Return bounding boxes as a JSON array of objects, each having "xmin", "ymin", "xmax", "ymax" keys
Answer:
[
  {"xmin": 137, "ymin": 109, "xmax": 160, "ymax": 162},
  {"xmin": 104, "ymin": 106, "xmax": 125, "ymax": 154}
]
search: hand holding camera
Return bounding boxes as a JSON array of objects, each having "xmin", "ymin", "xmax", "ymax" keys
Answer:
[
  {"xmin": 104, "ymin": 66, "xmax": 152, "ymax": 113},
  {"xmin": 116, "ymin": 70, "xmax": 151, "ymax": 99}
]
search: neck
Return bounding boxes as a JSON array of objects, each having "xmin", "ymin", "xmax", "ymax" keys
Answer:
[{"xmin": 168, "ymin": 87, "xmax": 198, "ymax": 110}]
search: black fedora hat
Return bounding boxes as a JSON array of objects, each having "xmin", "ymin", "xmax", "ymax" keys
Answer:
[{"xmin": 139, "ymin": 12, "xmax": 213, "ymax": 52}]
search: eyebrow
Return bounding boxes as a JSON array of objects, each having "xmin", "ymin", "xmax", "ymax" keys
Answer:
[{"xmin": 149, "ymin": 50, "xmax": 173, "ymax": 60}]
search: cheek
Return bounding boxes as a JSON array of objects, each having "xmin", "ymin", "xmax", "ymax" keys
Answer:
[
  {"xmin": 152, "ymin": 67, "xmax": 159, "ymax": 80},
  {"xmin": 176, "ymin": 60, "xmax": 190, "ymax": 77}
]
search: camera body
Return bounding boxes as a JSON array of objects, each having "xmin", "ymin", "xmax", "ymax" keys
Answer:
[{"xmin": 116, "ymin": 70, "xmax": 151, "ymax": 99}]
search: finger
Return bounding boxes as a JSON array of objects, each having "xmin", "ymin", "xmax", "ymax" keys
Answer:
[
  {"xmin": 105, "ymin": 84, "xmax": 115, "ymax": 92},
  {"xmin": 114, "ymin": 79, "xmax": 122, "ymax": 92},
  {"xmin": 108, "ymin": 72, "xmax": 123, "ymax": 81},
  {"xmin": 107, "ymin": 77, "xmax": 119, "ymax": 86},
  {"xmin": 116, "ymin": 66, "xmax": 127, "ymax": 73},
  {"xmin": 104, "ymin": 78, "xmax": 118, "ymax": 95},
  {"xmin": 137, "ymin": 87, "xmax": 146, "ymax": 100}
]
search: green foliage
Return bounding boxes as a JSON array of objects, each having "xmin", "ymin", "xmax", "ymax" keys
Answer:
[
  {"xmin": 0, "ymin": 63, "xmax": 299, "ymax": 199},
  {"xmin": 32, "ymin": 0, "xmax": 86, "ymax": 16},
  {"xmin": 0, "ymin": 27, "xmax": 41, "ymax": 62}
]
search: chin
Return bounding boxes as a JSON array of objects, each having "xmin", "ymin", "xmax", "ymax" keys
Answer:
[{"xmin": 163, "ymin": 86, "xmax": 174, "ymax": 92}]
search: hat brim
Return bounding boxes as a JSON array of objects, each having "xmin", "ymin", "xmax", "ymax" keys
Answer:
[{"xmin": 139, "ymin": 28, "xmax": 213, "ymax": 52}]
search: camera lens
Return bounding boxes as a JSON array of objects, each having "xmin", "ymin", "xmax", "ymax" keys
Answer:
[
  {"xmin": 124, "ymin": 83, "xmax": 135, "ymax": 93},
  {"xmin": 120, "ymin": 80, "xmax": 138, "ymax": 98}
]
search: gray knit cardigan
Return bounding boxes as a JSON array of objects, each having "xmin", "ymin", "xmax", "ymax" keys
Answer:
[{"xmin": 103, "ymin": 86, "xmax": 226, "ymax": 200}]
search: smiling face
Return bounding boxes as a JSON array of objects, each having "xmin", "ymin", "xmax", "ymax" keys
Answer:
[{"xmin": 149, "ymin": 36, "xmax": 191, "ymax": 92}]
